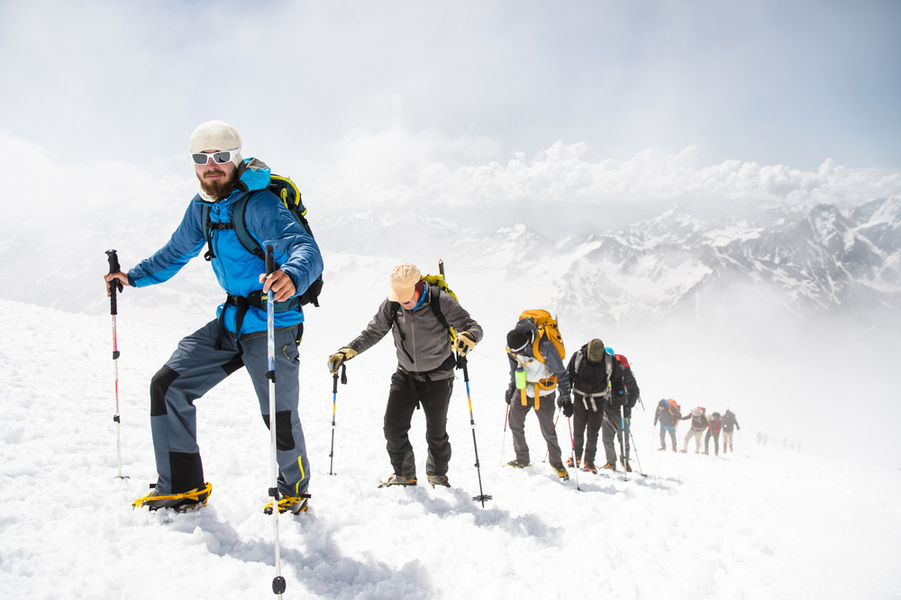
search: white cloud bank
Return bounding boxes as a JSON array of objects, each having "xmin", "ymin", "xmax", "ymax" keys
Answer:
[
  {"xmin": 4, "ymin": 128, "xmax": 901, "ymax": 236},
  {"xmin": 310, "ymin": 130, "xmax": 901, "ymax": 230}
]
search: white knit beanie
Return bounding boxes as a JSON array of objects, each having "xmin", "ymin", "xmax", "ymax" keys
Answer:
[{"xmin": 189, "ymin": 120, "xmax": 243, "ymax": 167}]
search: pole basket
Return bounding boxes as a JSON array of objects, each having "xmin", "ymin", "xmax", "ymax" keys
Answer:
[{"xmin": 272, "ymin": 576, "xmax": 287, "ymax": 595}]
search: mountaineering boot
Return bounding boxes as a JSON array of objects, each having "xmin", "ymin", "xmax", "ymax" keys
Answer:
[
  {"xmin": 551, "ymin": 463, "xmax": 570, "ymax": 481},
  {"xmin": 565, "ymin": 457, "xmax": 580, "ymax": 469},
  {"xmin": 601, "ymin": 462, "xmax": 616, "ymax": 471},
  {"xmin": 132, "ymin": 482, "xmax": 212, "ymax": 512},
  {"xmin": 264, "ymin": 494, "xmax": 310, "ymax": 515},
  {"xmin": 582, "ymin": 461, "xmax": 598, "ymax": 474},
  {"xmin": 624, "ymin": 461, "xmax": 633, "ymax": 472},
  {"xmin": 505, "ymin": 460, "xmax": 531, "ymax": 468},
  {"xmin": 382, "ymin": 473, "xmax": 417, "ymax": 487},
  {"xmin": 427, "ymin": 475, "xmax": 451, "ymax": 488},
  {"xmin": 658, "ymin": 446, "xmax": 666, "ymax": 451}
]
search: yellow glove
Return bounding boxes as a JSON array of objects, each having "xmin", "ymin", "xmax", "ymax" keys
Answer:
[
  {"xmin": 327, "ymin": 347, "xmax": 357, "ymax": 373},
  {"xmin": 453, "ymin": 331, "xmax": 477, "ymax": 356}
]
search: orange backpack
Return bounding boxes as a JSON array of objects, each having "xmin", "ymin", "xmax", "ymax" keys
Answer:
[
  {"xmin": 518, "ymin": 309, "xmax": 565, "ymax": 362},
  {"xmin": 667, "ymin": 398, "xmax": 681, "ymax": 418}
]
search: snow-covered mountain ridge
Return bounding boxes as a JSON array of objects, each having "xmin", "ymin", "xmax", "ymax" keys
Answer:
[{"xmin": 314, "ymin": 196, "xmax": 901, "ymax": 330}]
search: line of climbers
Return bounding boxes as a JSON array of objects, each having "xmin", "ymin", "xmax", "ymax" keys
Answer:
[{"xmin": 653, "ymin": 401, "xmax": 742, "ymax": 456}]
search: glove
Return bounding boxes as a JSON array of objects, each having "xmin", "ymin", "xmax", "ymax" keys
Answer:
[
  {"xmin": 327, "ymin": 347, "xmax": 357, "ymax": 374},
  {"xmin": 505, "ymin": 384, "xmax": 515, "ymax": 405},
  {"xmin": 453, "ymin": 331, "xmax": 477, "ymax": 356},
  {"xmin": 557, "ymin": 394, "xmax": 573, "ymax": 417}
]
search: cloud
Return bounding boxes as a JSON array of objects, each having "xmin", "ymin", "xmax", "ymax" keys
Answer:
[
  {"xmin": 1, "ymin": 0, "xmax": 900, "ymax": 173},
  {"xmin": 306, "ymin": 130, "xmax": 901, "ymax": 229}
]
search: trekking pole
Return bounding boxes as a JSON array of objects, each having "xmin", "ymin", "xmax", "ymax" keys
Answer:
[
  {"xmin": 500, "ymin": 402, "xmax": 510, "ymax": 464},
  {"xmin": 458, "ymin": 354, "xmax": 492, "ymax": 507},
  {"xmin": 105, "ymin": 249, "xmax": 127, "ymax": 480},
  {"xmin": 566, "ymin": 417, "xmax": 582, "ymax": 491},
  {"xmin": 328, "ymin": 364, "xmax": 347, "ymax": 476},
  {"xmin": 626, "ymin": 417, "xmax": 647, "ymax": 477},
  {"xmin": 264, "ymin": 244, "xmax": 286, "ymax": 597},
  {"xmin": 737, "ymin": 428, "xmax": 750, "ymax": 457}
]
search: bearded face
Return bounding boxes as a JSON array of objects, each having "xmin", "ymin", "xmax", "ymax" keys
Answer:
[{"xmin": 194, "ymin": 159, "xmax": 239, "ymax": 200}]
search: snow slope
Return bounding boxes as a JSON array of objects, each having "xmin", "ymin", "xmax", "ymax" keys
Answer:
[{"xmin": 0, "ymin": 299, "xmax": 899, "ymax": 599}]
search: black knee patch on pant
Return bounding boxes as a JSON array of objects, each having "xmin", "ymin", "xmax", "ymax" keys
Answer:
[
  {"xmin": 221, "ymin": 354, "xmax": 244, "ymax": 376},
  {"xmin": 261, "ymin": 411, "xmax": 295, "ymax": 451},
  {"xmin": 169, "ymin": 451, "xmax": 204, "ymax": 493},
  {"xmin": 150, "ymin": 365, "xmax": 180, "ymax": 417}
]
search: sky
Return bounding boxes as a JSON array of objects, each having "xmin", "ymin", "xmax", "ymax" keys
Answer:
[
  {"xmin": 1, "ymin": 0, "xmax": 899, "ymax": 176},
  {"xmin": 2, "ymin": 0, "xmax": 901, "ymax": 239}
]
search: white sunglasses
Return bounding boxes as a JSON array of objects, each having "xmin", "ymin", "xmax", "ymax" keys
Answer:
[{"xmin": 191, "ymin": 149, "xmax": 239, "ymax": 165}]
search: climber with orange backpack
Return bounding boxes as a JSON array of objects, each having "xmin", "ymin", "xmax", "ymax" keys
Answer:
[
  {"xmin": 654, "ymin": 399, "xmax": 681, "ymax": 451},
  {"xmin": 504, "ymin": 310, "xmax": 572, "ymax": 481}
]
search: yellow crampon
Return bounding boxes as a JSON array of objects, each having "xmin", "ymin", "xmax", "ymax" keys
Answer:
[
  {"xmin": 132, "ymin": 482, "xmax": 213, "ymax": 511},
  {"xmin": 264, "ymin": 494, "xmax": 310, "ymax": 515}
]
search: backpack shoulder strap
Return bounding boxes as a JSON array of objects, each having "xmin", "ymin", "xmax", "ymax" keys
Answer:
[
  {"xmin": 201, "ymin": 204, "xmax": 213, "ymax": 260},
  {"xmin": 427, "ymin": 284, "xmax": 451, "ymax": 335},
  {"xmin": 200, "ymin": 202, "xmax": 238, "ymax": 262},
  {"xmin": 231, "ymin": 194, "xmax": 264, "ymax": 259}
]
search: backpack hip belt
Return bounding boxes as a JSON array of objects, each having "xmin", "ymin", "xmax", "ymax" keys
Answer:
[
  {"xmin": 215, "ymin": 291, "xmax": 299, "ymax": 350},
  {"xmin": 574, "ymin": 388, "xmax": 609, "ymax": 412},
  {"xmin": 522, "ymin": 376, "xmax": 556, "ymax": 411}
]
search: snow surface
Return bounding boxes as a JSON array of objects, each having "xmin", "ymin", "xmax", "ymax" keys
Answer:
[{"xmin": 1, "ymin": 298, "xmax": 899, "ymax": 599}]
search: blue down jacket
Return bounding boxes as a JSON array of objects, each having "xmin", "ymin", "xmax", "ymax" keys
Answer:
[{"xmin": 128, "ymin": 159, "xmax": 323, "ymax": 335}]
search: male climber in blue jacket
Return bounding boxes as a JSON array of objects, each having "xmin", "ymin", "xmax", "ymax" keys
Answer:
[{"xmin": 105, "ymin": 120, "xmax": 323, "ymax": 514}]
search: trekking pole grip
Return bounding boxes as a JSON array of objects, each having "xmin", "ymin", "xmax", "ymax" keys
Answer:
[
  {"xmin": 265, "ymin": 244, "xmax": 276, "ymax": 276},
  {"xmin": 105, "ymin": 249, "xmax": 123, "ymax": 314}
]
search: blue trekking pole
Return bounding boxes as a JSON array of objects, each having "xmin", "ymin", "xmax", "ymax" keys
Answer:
[
  {"xmin": 458, "ymin": 354, "xmax": 492, "ymax": 507},
  {"xmin": 105, "ymin": 249, "xmax": 127, "ymax": 480},
  {"xmin": 328, "ymin": 364, "xmax": 347, "ymax": 476},
  {"xmin": 264, "ymin": 244, "xmax": 286, "ymax": 597}
]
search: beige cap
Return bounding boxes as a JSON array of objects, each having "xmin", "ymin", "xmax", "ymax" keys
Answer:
[
  {"xmin": 388, "ymin": 263, "xmax": 422, "ymax": 302},
  {"xmin": 190, "ymin": 120, "xmax": 243, "ymax": 166}
]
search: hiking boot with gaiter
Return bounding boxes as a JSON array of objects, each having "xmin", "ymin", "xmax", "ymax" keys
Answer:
[
  {"xmin": 551, "ymin": 463, "xmax": 570, "ymax": 481},
  {"xmin": 132, "ymin": 482, "xmax": 212, "ymax": 512},
  {"xmin": 428, "ymin": 475, "xmax": 451, "ymax": 488},
  {"xmin": 264, "ymin": 494, "xmax": 310, "ymax": 515}
]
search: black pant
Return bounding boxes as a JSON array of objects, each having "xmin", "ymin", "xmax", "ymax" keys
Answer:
[
  {"xmin": 705, "ymin": 430, "xmax": 720, "ymax": 455},
  {"xmin": 572, "ymin": 398, "xmax": 605, "ymax": 465},
  {"xmin": 384, "ymin": 370, "xmax": 453, "ymax": 480}
]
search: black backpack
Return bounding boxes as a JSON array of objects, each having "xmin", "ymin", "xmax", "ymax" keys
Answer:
[{"xmin": 201, "ymin": 173, "xmax": 324, "ymax": 307}]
